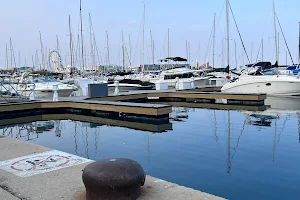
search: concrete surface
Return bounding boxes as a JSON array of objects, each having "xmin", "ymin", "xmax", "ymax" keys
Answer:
[
  {"xmin": 0, "ymin": 188, "xmax": 19, "ymax": 200},
  {"xmin": 0, "ymin": 136, "xmax": 225, "ymax": 200}
]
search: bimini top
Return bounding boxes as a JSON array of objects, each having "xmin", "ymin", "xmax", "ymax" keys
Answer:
[
  {"xmin": 245, "ymin": 62, "xmax": 273, "ymax": 69},
  {"xmin": 160, "ymin": 57, "xmax": 188, "ymax": 62}
]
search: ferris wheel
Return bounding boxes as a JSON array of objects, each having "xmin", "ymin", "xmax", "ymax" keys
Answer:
[{"xmin": 49, "ymin": 50, "xmax": 62, "ymax": 71}]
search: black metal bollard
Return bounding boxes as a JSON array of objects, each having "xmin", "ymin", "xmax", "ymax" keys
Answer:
[{"xmin": 82, "ymin": 158, "xmax": 146, "ymax": 200}]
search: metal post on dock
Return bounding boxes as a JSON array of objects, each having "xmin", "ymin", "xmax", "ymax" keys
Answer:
[
  {"xmin": 114, "ymin": 81, "xmax": 120, "ymax": 96},
  {"xmin": 191, "ymin": 77, "xmax": 195, "ymax": 89},
  {"xmin": 52, "ymin": 85, "xmax": 59, "ymax": 101},
  {"xmin": 175, "ymin": 77, "xmax": 179, "ymax": 90}
]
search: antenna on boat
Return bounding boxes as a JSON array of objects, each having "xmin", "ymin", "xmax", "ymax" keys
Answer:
[{"xmin": 80, "ymin": 0, "xmax": 85, "ymax": 71}]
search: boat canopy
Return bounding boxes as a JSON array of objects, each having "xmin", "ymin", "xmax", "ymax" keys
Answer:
[
  {"xmin": 159, "ymin": 57, "xmax": 187, "ymax": 62},
  {"xmin": 245, "ymin": 62, "xmax": 272, "ymax": 69}
]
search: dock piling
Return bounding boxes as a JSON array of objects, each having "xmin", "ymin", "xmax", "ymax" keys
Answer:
[
  {"xmin": 52, "ymin": 85, "xmax": 59, "ymax": 102},
  {"xmin": 29, "ymin": 85, "xmax": 35, "ymax": 101},
  {"xmin": 114, "ymin": 81, "xmax": 120, "ymax": 96}
]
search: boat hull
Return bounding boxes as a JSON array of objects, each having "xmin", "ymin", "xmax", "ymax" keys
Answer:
[{"xmin": 221, "ymin": 76, "xmax": 300, "ymax": 96}]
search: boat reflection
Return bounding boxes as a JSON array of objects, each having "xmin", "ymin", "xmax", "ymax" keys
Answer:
[{"xmin": 1, "ymin": 97, "xmax": 300, "ymax": 175}]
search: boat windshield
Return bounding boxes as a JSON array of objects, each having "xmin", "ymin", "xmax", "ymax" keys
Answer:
[{"xmin": 262, "ymin": 69, "xmax": 278, "ymax": 75}]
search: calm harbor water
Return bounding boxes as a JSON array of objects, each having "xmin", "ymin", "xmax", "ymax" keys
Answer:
[{"xmin": 1, "ymin": 97, "xmax": 300, "ymax": 200}]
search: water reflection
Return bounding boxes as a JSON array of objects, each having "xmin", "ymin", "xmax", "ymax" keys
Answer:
[{"xmin": 1, "ymin": 97, "xmax": 300, "ymax": 199}]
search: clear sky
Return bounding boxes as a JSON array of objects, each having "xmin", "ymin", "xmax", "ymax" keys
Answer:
[{"xmin": 0, "ymin": 0, "xmax": 299, "ymax": 69}]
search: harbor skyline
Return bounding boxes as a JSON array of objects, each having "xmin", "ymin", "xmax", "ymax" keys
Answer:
[{"xmin": 0, "ymin": 0, "xmax": 299, "ymax": 69}]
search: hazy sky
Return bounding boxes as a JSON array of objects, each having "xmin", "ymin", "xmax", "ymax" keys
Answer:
[{"xmin": 0, "ymin": 0, "xmax": 299, "ymax": 69}]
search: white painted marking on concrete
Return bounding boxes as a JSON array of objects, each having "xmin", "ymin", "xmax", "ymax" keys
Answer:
[{"xmin": 0, "ymin": 150, "xmax": 92, "ymax": 177}]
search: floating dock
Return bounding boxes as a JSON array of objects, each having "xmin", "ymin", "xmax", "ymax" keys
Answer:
[
  {"xmin": 0, "ymin": 100, "xmax": 172, "ymax": 116},
  {"xmin": 91, "ymin": 91, "xmax": 267, "ymax": 106},
  {"xmin": 0, "ymin": 89, "xmax": 267, "ymax": 118}
]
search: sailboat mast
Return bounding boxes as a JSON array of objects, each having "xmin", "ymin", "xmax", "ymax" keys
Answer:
[
  {"xmin": 56, "ymin": 35, "xmax": 60, "ymax": 54},
  {"xmin": 213, "ymin": 13, "xmax": 216, "ymax": 69},
  {"xmin": 262, "ymin": 39, "xmax": 264, "ymax": 61},
  {"xmin": 106, "ymin": 31, "xmax": 110, "ymax": 68},
  {"xmin": 69, "ymin": 15, "xmax": 73, "ymax": 69},
  {"xmin": 273, "ymin": 0, "xmax": 278, "ymax": 63},
  {"xmin": 234, "ymin": 40, "xmax": 237, "ymax": 69},
  {"xmin": 150, "ymin": 30, "xmax": 154, "ymax": 67},
  {"xmin": 80, "ymin": 0, "xmax": 85, "ymax": 70},
  {"xmin": 168, "ymin": 28, "xmax": 170, "ymax": 58},
  {"xmin": 18, "ymin": 51, "xmax": 20, "ymax": 68},
  {"xmin": 298, "ymin": 22, "xmax": 300, "ymax": 65},
  {"xmin": 39, "ymin": 31, "xmax": 44, "ymax": 69},
  {"xmin": 122, "ymin": 31, "xmax": 125, "ymax": 71},
  {"xmin": 153, "ymin": 40, "xmax": 155, "ymax": 68},
  {"xmin": 188, "ymin": 42, "xmax": 191, "ymax": 68},
  {"xmin": 186, "ymin": 40, "xmax": 188, "ymax": 64},
  {"xmin": 226, "ymin": 0, "xmax": 230, "ymax": 68},
  {"xmin": 10, "ymin": 38, "xmax": 16, "ymax": 69},
  {"xmin": 142, "ymin": 5, "xmax": 145, "ymax": 73},
  {"xmin": 32, "ymin": 55, "xmax": 35, "ymax": 69},
  {"xmin": 251, "ymin": 42, "xmax": 253, "ymax": 63},
  {"xmin": 129, "ymin": 34, "xmax": 132, "ymax": 65},
  {"xmin": 89, "ymin": 13, "xmax": 95, "ymax": 69},
  {"xmin": 5, "ymin": 43, "xmax": 8, "ymax": 70},
  {"xmin": 278, "ymin": 32, "xmax": 280, "ymax": 64}
]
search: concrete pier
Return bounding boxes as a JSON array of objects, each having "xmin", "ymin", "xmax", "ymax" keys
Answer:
[{"xmin": 0, "ymin": 136, "xmax": 225, "ymax": 200}]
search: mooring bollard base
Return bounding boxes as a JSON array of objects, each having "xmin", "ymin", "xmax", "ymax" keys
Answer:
[
  {"xmin": 85, "ymin": 184, "xmax": 141, "ymax": 200},
  {"xmin": 82, "ymin": 158, "xmax": 146, "ymax": 200}
]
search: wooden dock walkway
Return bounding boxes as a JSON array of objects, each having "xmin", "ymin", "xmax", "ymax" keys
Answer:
[
  {"xmin": 91, "ymin": 91, "xmax": 266, "ymax": 106},
  {"xmin": 0, "ymin": 87, "xmax": 267, "ymax": 117},
  {"xmin": 0, "ymin": 100, "xmax": 172, "ymax": 116}
]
